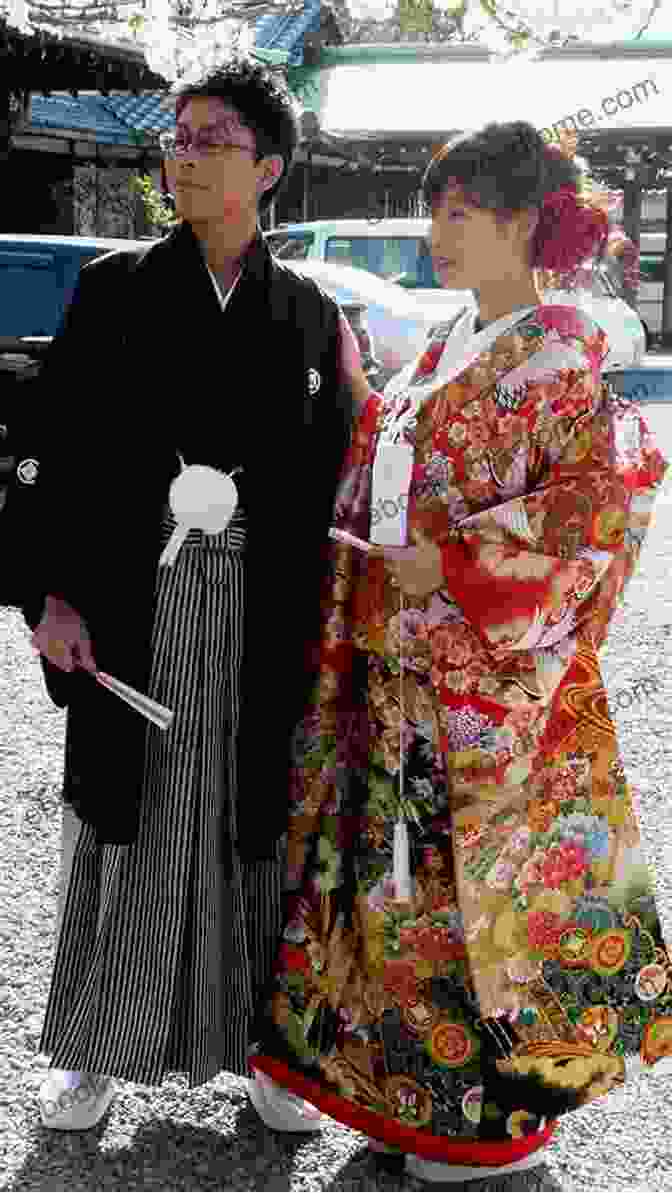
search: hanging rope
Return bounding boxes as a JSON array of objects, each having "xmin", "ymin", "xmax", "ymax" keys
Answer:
[
  {"xmin": 399, "ymin": 588, "xmax": 405, "ymax": 795},
  {"xmin": 393, "ymin": 588, "xmax": 412, "ymax": 901}
]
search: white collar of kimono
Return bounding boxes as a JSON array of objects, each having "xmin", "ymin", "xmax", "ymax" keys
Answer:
[
  {"xmin": 381, "ymin": 304, "xmax": 534, "ymax": 444},
  {"xmin": 205, "ymin": 264, "xmax": 243, "ymax": 313},
  {"xmin": 414, "ymin": 304, "xmax": 534, "ymax": 392}
]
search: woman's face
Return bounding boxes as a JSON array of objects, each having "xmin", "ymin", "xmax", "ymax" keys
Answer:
[
  {"xmin": 165, "ymin": 96, "xmax": 283, "ymax": 225},
  {"xmin": 429, "ymin": 185, "xmax": 536, "ymax": 291}
]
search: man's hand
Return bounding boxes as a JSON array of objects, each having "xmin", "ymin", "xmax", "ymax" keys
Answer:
[
  {"xmin": 373, "ymin": 528, "xmax": 445, "ymax": 600},
  {"xmin": 31, "ymin": 595, "xmax": 98, "ymax": 675}
]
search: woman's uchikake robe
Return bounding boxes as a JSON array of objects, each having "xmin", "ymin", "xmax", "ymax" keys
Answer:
[
  {"xmin": 20, "ymin": 222, "xmax": 354, "ymax": 863},
  {"xmin": 252, "ymin": 304, "xmax": 672, "ymax": 1162}
]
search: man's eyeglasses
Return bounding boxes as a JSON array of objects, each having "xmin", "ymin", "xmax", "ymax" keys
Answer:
[{"xmin": 159, "ymin": 129, "xmax": 257, "ymax": 160}]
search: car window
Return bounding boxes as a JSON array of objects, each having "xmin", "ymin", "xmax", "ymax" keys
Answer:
[
  {"xmin": 640, "ymin": 254, "xmax": 665, "ymax": 284},
  {"xmin": 0, "ymin": 250, "xmax": 58, "ymax": 337},
  {"xmin": 266, "ymin": 231, "xmax": 315, "ymax": 260},
  {"xmin": 325, "ymin": 235, "xmax": 439, "ymax": 289}
]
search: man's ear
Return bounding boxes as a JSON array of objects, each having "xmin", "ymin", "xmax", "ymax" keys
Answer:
[{"xmin": 259, "ymin": 154, "xmax": 284, "ymax": 194}]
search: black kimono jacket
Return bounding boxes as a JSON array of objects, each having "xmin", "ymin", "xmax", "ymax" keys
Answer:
[{"xmin": 12, "ymin": 221, "xmax": 353, "ymax": 862}]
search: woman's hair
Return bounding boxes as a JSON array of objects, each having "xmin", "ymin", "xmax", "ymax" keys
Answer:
[
  {"xmin": 174, "ymin": 57, "xmax": 300, "ymax": 211},
  {"xmin": 422, "ymin": 120, "xmax": 608, "ymax": 276}
]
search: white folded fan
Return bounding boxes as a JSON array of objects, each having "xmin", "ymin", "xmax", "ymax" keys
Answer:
[{"xmin": 94, "ymin": 670, "xmax": 174, "ymax": 731}]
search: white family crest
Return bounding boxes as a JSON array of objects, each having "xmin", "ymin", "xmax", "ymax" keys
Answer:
[
  {"xmin": 17, "ymin": 458, "xmax": 39, "ymax": 484},
  {"xmin": 307, "ymin": 368, "xmax": 321, "ymax": 396}
]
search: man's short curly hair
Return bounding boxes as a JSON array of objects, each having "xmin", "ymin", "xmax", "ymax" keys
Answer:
[{"xmin": 175, "ymin": 57, "xmax": 300, "ymax": 211}]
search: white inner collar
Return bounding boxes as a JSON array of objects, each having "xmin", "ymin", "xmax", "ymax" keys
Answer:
[{"xmin": 206, "ymin": 265, "xmax": 243, "ymax": 313}]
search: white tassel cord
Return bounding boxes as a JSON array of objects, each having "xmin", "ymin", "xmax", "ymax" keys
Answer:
[
  {"xmin": 159, "ymin": 524, "xmax": 189, "ymax": 569},
  {"xmin": 393, "ymin": 591, "xmax": 413, "ymax": 901},
  {"xmin": 393, "ymin": 818, "xmax": 412, "ymax": 901}
]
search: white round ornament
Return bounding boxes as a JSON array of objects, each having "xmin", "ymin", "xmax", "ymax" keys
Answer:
[
  {"xmin": 159, "ymin": 457, "xmax": 239, "ymax": 568},
  {"xmin": 169, "ymin": 463, "xmax": 238, "ymax": 534}
]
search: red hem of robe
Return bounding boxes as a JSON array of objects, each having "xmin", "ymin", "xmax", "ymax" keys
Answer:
[{"xmin": 249, "ymin": 1056, "xmax": 556, "ymax": 1162}]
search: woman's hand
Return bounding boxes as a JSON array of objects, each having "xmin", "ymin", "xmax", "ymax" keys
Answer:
[
  {"xmin": 374, "ymin": 528, "xmax": 444, "ymax": 600},
  {"xmin": 31, "ymin": 595, "xmax": 98, "ymax": 674}
]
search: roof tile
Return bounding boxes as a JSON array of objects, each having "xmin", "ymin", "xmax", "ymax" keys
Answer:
[
  {"xmin": 26, "ymin": 5, "xmax": 323, "ymax": 144},
  {"xmin": 254, "ymin": 0, "xmax": 322, "ymax": 65}
]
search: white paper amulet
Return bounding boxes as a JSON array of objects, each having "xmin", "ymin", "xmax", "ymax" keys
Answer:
[{"xmin": 169, "ymin": 464, "xmax": 238, "ymax": 535}]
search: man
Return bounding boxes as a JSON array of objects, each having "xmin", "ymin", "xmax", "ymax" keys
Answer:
[{"xmin": 23, "ymin": 57, "xmax": 366, "ymax": 1129}]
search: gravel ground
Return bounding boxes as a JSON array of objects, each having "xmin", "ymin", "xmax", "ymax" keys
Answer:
[{"xmin": 2, "ymin": 423, "xmax": 672, "ymax": 1193}]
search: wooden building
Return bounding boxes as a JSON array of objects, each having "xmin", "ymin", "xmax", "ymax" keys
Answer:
[
  {"xmin": 0, "ymin": 1, "xmax": 342, "ymax": 237},
  {"xmin": 0, "ymin": 18, "xmax": 167, "ymax": 233}
]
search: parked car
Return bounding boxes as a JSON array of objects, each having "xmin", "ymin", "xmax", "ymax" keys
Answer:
[
  {"xmin": 0, "ymin": 230, "xmax": 647, "ymax": 388},
  {"xmin": 290, "ymin": 259, "xmax": 645, "ymax": 385},
  {"xmin": 269, "ymin": 222, "xmax": 647, "ymax": 370},
  {"xmin": 544, "ymin": 263, "xmax": 647, "ymax": 371},
  {"xmin": 266, "ymin": 219, "xmax": 471, "ymax": 311},
  {"xmin": 638, "ymin": 232, "xmax": 665, "ymax": 346},
  {"xmin": 0, "ymin": 234, "xmax": 157, "ymax": 337},
  {"xmin": 284, "ymin": 259, "xmax": 468, "ymax": 386},
  {"xmin": 336, "ymin": 299, "xmax": 384, "ymax": 387},
  {"xmin": 0, "ymin": 232, "xmax": 396, "ymax": 384}
]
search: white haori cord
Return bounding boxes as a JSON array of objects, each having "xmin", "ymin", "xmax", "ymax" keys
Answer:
[{"xmin": 393, "ymin": 591, "xmax": 413, "ymax": 900}]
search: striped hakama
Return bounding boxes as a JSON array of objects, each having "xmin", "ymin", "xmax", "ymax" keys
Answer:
[{"xmin": 39, "ymin": 504, "xmax": 283, "ymax": 1087}]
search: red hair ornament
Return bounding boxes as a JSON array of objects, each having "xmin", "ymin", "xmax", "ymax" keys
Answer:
[{"xmin": 533, "ymin": 184, "xmax": 609, "ymax": 275}]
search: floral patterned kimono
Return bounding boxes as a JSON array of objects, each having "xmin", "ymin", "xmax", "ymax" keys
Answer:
[{"xmin": 252, "ymin": 304, "xmax": 671, "ymax": 1166}]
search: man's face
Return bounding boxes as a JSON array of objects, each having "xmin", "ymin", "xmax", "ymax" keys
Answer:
[{"xmin": 164, "ymin": 97, "xmax": 282, "ymax": 224}]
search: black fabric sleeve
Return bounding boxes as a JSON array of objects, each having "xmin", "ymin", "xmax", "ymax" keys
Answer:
[{"xmin": 19, "ymin": 254, "xmax": 129, "ymax": 618}]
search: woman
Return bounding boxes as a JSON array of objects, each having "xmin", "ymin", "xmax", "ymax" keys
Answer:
[
  {"xmin": 27, "ymin": 58, "xmax": 364, "ymax": 1129},
  {"xmin": 249, "ymin": 122, "xmax": 671, "ymax": 1181}
]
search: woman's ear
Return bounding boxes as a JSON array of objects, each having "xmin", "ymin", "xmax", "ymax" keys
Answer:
[{"xmin": 258, "ymin": 154, "xmax": 284, "ymax": 195}]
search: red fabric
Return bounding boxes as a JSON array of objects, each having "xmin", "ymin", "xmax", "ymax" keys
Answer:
[
  {"xmin": 250, "ymin": 1056, "xmax": 555, "ymax": 1164},
  {"xmin": 412, "ymin": 340, "xmax": 445, "ymax": 382},
  {"xmin": 440, "ymin": 538, "xmax": 579, "ymax": 654}
]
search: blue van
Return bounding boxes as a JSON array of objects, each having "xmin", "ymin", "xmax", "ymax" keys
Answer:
[{"xmin": 0, "ymin": 234, "xmax": 157, "ymax": 338}]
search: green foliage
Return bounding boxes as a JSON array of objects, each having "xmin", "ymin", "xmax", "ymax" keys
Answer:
[
  {"xmin": 398, "ymin": 0, "xmax": 434, "ymax": 35},
  {"xmin": 130, "ymin": 173, "xmax": 178, "ymax": 231}
]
